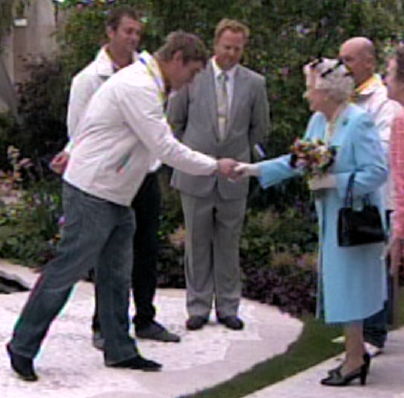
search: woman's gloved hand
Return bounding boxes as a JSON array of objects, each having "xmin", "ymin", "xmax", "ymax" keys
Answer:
[{"xmin": 233, "ymin": 162, "xmax": 261, "ymax": 178}]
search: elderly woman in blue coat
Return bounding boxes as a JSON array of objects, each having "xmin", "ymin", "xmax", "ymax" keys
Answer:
[{"xmin": 236, "ymin": 58, "xmax": 387, "ymax": 386}]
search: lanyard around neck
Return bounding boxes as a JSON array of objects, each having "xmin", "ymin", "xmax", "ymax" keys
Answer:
[{"xmin": 139, "ymin": 56, "xmax": 167, "ymax": 106}]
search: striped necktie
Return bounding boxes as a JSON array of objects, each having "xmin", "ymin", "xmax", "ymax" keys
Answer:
[{"xmin": 217, "ymin": 71, "xmax": 229, "ymax": 141}]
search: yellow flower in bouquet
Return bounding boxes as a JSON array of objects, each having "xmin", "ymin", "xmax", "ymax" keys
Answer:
[{"xmin": 289, "ymin": 138, "xmax": 337, "ymax": 177}]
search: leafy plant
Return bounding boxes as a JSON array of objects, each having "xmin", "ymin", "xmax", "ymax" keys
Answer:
[
  {"xmin": 0, "ymin": 178, "xmax": 62, "ymax": 267},
  {"xmin": 239, "ymin": 206, "xmax": 318, "ymax": 316},
  {"xmin": 1, "ymin": 57, "xmax": 69, "ymax": 170},
  {"xmin": 0, "ymin": 146, "xmax": 62, "ymax": 267}
]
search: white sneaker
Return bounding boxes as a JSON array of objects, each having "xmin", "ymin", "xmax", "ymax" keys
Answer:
[{"xmin": 364, "ymin": 342, "xmax": 383, "ymax": 357}]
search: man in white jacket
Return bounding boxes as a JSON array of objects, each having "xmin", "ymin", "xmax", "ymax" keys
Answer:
[
  {"xmin": 339, "ymin": 36, "xmax": 401, "ymax": 356},
  {"xmin": 52, "ymin": 7, "xmax": 180, "ymax": 347},
  {"xmin": 7, "ymin": 31, "xmax": 238, "ymax": 382}
]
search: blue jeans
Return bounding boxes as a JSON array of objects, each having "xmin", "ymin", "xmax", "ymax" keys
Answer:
[{"xmin": 9, "ymin": 182, "xmax": 138, "ymax": 365}]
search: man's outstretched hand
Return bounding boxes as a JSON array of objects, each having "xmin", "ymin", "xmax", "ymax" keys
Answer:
[{"xmin": 217, "ymin": 158, "xmax": 240, "ymax": 179}]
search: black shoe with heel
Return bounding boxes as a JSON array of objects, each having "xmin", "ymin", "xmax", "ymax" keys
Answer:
[
  {"xmin": 327, "ymin": 352, "xmax": 370, "ymax": 376},
  {"xmin": 321, "ymin": 353, "xmax": 371, "ymax": 386}
]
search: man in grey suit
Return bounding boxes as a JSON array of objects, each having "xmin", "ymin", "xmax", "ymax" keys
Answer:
[{"xmin": 168, "ymin": 19, "xmax": 270, "ymax": 331}]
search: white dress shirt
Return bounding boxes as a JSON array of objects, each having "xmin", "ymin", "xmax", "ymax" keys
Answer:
[
  {"xmin": 64, "ymin": 51, "xmax": 217, "ymax": 206},
  {"xmin": 211, "ymin": 57, "xmax": 237, "ymax": 110}
]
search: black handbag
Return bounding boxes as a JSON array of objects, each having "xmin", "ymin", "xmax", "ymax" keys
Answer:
[{"xmin": 337, "ymin": 173, "xmax": 386, "ymax": 247}]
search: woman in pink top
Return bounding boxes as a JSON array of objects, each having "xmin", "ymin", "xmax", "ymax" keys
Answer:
[{"xmin": 386, "ymin": 46, "xmax": 404, "ymax": 271}]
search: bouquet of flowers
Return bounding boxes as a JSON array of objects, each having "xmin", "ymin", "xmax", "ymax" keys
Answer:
[{"xmin": 289, "ymin": 138, "xmax": 337, "ymax": 177}]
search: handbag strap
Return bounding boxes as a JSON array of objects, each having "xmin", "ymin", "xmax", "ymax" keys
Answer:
[
  {"xmin": 344, "ymin": 172, "xmax": 372, "ymax": 207},
  {"xmin": 344, "ymin": 173, "xmax": 355, "ymax": 207}
]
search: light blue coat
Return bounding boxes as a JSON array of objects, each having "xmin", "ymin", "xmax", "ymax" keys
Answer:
[{"xmin": 258, "ymin": 104, "xmax": 388, "ymax": 323}]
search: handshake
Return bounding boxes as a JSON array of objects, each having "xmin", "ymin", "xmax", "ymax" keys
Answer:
[
  {"xmin": 50, "ymin": 153, "xmax": 261, "ymax": 180},
  {"xmin": 217, "ymin": 159, "xmax": 260, "ymax": 179}
]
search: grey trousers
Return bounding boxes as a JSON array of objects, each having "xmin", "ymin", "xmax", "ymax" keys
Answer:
[
  {"xmin": 9, "ymin": 182, "xmax": 138, "ymax": 365},
  {"xmin": 181, "ymin": 191, "xmax": 246, "ymax": 318}
]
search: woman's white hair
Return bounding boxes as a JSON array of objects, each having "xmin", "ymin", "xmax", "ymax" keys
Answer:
[{"xmin": 303, "ymin": 58, "xmax": 354, "ymax": 103}]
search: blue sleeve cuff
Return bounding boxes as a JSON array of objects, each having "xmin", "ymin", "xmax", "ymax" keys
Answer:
[{"xmin": 257, "ymin": 155, "xmax": 299, "ymax": 189}]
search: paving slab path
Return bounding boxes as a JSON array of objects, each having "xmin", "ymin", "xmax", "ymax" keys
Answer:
[
  {"xmin": 246, "ymin": 325, "xmax": 404, "ymax": 398},
  {"xmin": 0, "ymin": 260, "xmax": 303, "ymax": 398}
]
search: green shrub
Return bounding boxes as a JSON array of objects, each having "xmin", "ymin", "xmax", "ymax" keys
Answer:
[
  {"xmin": 239, "ymin": 205, "xmax": 318, "ymax": 315},
  {"xmin": 0, "ymin": 58, "xmax": 68, "ymax": 171},
  {"xmin": 0, "ymin": 178, "xmax": 62, "ymax": 267}
]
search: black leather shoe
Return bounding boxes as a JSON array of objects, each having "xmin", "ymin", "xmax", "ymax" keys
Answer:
[
  {"xmin": 218, "ymin": 316, "xmax": 244, "ymax": 330},
  {"xmin": 6, "ymin": 343, "xmax": 38, "ymax": 382},
  {"xmin": 186, "ymin": 316, "xmax": 208, "ymax": 330},
  {"xmin": 321, "ymin": 355, "xmax": 370, "ymax": 387},
  {"xmin": 108, "ymin": 355, "xmax": 162, "ymax": 372},
  {"xmin": 328, "ymin": 352, "xmax": 370, "ymax": 376},
  {"xmin": 136, "ymin": 321, "xmax": 180, "ymax": 342},
  {"xmin": 327, "ymin": 362, "xmax": 343, "ymax": 376}
]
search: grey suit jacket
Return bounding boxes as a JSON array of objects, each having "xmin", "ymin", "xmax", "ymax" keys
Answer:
[{"xmin": 168, "ymin": 61, "xmax": 270, "ymax": 200}]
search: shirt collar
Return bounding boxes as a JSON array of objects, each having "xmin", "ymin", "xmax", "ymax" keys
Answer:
[
  {"xmin": 355, "ymin": 74, "xmax": 384, "ymax": 97},
  {"xmin": 95, "ymin": 46, "xmax": 138, "ymax": 77},
  {"xmin": 211, "ymin": 57, "xmax": 237, "ymax": 81}
]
